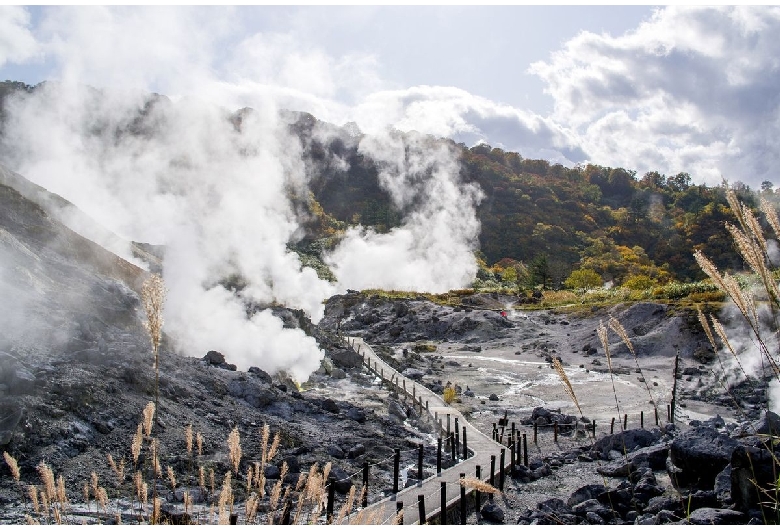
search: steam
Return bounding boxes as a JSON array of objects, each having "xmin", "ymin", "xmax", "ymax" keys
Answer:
[
  {"xmin": 0, "ymin": 6, "xmax": 486, "ymax": 381},
  {"xmin": 325, "ymin": 131, "xmax": 483, "ymax": 292},
  {"xmin": 1, "ymin": 84, "xmax": 334, "ymax": 380}
]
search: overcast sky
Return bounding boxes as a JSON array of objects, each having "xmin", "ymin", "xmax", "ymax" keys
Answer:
[{"xmin": 2, "ymin": 5, "xmax": 780, "ymax": 188}]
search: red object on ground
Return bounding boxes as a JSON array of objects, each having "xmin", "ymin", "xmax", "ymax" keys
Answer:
[{"xmin": 500, "ymin": 310, "xmax": 507, "ymax": 318}]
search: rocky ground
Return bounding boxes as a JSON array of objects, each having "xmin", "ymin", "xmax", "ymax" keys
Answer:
[{"xmin": 2, "ymin": 164, "xmax": 779, "ymax": 524}]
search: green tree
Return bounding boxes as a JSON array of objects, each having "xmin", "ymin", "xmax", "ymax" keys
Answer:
[{"xmin": 531, "ymin": 254, "xmax": 552, "ymax": 290}]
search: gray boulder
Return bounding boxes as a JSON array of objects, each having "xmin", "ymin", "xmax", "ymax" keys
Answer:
[
  {"xmin": 687, "ymin": 507, "xmax": 745, "ymax": 525},
  {"xmin": 480, "ymin": 501, "xmax": 504, "ymax": 523},
  {"xmin": 731, "ymin": 445, "xmax": 779, "ymax": 512},
  {"xmin": 592, "ymin": 428, "xmax": 661, "ymax": 459},
  {"xmin": 751, "ymin": 410, "xmax": 780, "ymax": 436},
  {"xmin": 567, "ymin": 484, "xmax": 606, "ymax": 507},
  {"xmin": 669, "ymin": 426, "xmax": 739, "ymax": 489}
]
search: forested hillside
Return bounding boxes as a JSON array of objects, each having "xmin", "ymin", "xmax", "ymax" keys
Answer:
[
  {"xmin": 291, "ymin": 110, "xmax": 770, "ymax": 289},
  {"xmin": 1, "ymin": 81, "xmax": 772, "ymax": 291}
]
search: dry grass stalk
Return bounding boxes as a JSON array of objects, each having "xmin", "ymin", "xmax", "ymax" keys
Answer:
[
  {"xmin": 598, "ymin": 321, "xmax": 624, "ymax": 427},
  {"xmin": 29, "ymin": 485, "xmax": 40, "ymax": 514},
  {"xmin": 141, "ymin": 481, "xmax": 149, "ymax": 506},
  {"xmin": 761, "ymin": 196, "xmax": 780, "ymax": 241},
  {"xmin": 711, "ymin": 315, "xmax": 750, "ymax": 380},
  {"xmin": 52, "ymin": 506, "xmax": 61, "ymax": 525},
  {"xmin": 228, "ymin": 427, "xmax": 242, "ymax": 473},
  {"xmin": 141, "ymin": 274, "xmax": 165, "ymax": 363},
  {"xmin": 107, "ymin": 454, "xmax": 125, "ymax": 484},
  {"xmin": 245, "ymin": 493, "xmax": 259, "ymax": 522},
  {"xmin": 268, "ymin": 433, "xmax": 280, "ymax": 462},
  {"xmin": 24, "ymin": 515, "xmax": 39, "ymax": 525},
  {"xmin": 217, "ymin": 471, "xmax": 233, "ymax": 519},
  {"xmin": 167, "ymin": 465, "xmax": 177, "ymax": 491},
  {"xmin": 698, "ymin": 308, "xmax": 717, "ymax": 351},
  {"xmin": 56, "ymin": 475, "xmax": 67, "ymax": 506},
  {"xmin": 199, "ymin": 466, "xmax": 205, "ymax": 491},
  {"xmin": 96, "ymin": 486, "xmax": 108, "ymax": 512},
  {"xmin": 268, "ymin": 479, "xmax": 283, "ymax": 515},
  {"xmin": 551, "ymin": 357, "xmax": 583, "ymax": 416},
  {"xmin": 196, "ymin": 432, "xmax": 203, "ymax": 457},
  {"xmin": 133, "ymin": 471, "xmax": 142, "ymax": 498},
  {"xmin": 37, "ymin": 462, "xmax": 56, "ymax": 501},
  {"xmin": 185, "ymin": 424, "xmax": 193, "ymax": 455},
  {"xmin": 609, "ymin": 316, "xmax": 658, "ymax": 413},
  {"xmin": 142, "ymin": 402, "xmax": 155, "ymax": 437},
  {"xmin": 336, "ymin": 485, "xmax": 355, "ymax": 525},
  {"xmin": 152, "ymin": 497, "xmax": 162, "ymax": 524},
  {"xmin": 210, "ymin": 468, "xmax": 216, "ymax": 495},
  {"xmin": 40, "ymin": 492, "xmax": 49, "ymax": 518},
  {"xmin": 459, "ymin": 476, "xmax": 500, "ymax": 495},
  {"xmin": 246, "ymin": 467, "xmax": 254, "ymax": 492},
  {"xmin": 131, "ymin": 424, "xmax": 143, "ymax": 465},
  {"xmin": 3, "ymin": 451, "xmax": 20, "ymax": 482},
  {"xmin": 261, "ymin": 424, "xmax": 270, "ymax": 466}
]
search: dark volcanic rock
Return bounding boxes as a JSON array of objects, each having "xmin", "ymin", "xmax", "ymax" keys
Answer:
[
  {"xmin": 687, "ymin": 507, "xmax": 745, "ymax": 524},
  {"xmin": 731, "ymin": 444, "xmax": 780, "ymax": 512},
  {"xmin": 592, "ymin": 428, "xmax": 661, "ymax": 459},
  {"xmin": 480, "ymin": 501, "xmax": 505, "ymax": 523},
  {"xmin": 203, "ymin": 350, "xmax": 226, "ymax": 365},
  {"xmin": 669, "ymin": 426, "xmax": 740, "ymax": 489},
  {"xmin": 321, "ymin": 398, "xmax": 340, "ymax": 413}
]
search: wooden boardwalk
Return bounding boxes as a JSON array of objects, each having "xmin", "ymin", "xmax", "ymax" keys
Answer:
[{"xmin": 346, "ymin": 337, "xmax": 511, "ymax": 525}]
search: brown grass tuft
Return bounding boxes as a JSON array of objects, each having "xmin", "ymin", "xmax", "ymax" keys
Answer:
[
  {"xmin": 228, "ymin": 427, "xmax": 242, "ymax": 473},
  {"xmin": 551, "ymin": 357, "xmax": 583, "ymax": 416},
  {"xmin": 3, "ymin": 452, "xmax": 20, "ymax": 482}
]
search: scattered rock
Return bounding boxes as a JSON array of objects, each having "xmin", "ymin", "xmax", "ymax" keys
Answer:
[{"xmin": 480, "ymin": 501, "xmax": 504, "ymax": 522}]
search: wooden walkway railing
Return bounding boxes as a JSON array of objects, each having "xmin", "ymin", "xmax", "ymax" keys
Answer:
[{"xmin": 344, "ymin": 337, "xmax": 511, "ymax": 524}]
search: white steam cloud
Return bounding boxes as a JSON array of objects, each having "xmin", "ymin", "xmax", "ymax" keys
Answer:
[
  {"xmin": 0, "ymin": 6, "xmax": 485, "ymax": 381},
  {"xmin": 1, "ymin": 84, "xmax": 335, "ymax": 381},
  {"xmin": 325, "ymin": 131, "xmax": 482, "ymax": 292}
]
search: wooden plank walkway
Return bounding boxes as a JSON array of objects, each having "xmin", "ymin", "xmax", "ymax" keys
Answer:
[{"xmin": 345, "ymin": 337, "xmax": 511, "ymax": 525}]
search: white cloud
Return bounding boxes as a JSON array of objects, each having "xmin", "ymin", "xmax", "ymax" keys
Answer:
[
  {"xmin": 530, "ymin": 5, "xmax": 780, "ymax": 187},
  {"xmin": 0, "ymin": 6, "xmax": 39, "ymax": 67}
]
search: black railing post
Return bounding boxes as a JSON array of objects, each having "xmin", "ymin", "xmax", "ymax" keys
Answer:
[
  {"xmin": 454, "ymin": 418, "xmax": 460, "ymax": 456},
  {"xmin": 396, "ymin": 501, "xmax": 403, "ymax": 524},
  {"xmin": 610, "ymin": 417, "xmax": 615, "ymax": 434},
  {"xmin": 437, "ymin": 437, "xmax": 442, "ymax": 474},
  {"xmin": 499, "ymin": 449, "xmax": 506, "ymax": 491},
  {"xmin": 393, "ymin": 449, "xmax": 401, "ymax": 494},
  {"xmin": 327, "ymin": 480, "xmax": 335, "ymax": 522},
  {"xmin": 362, "ymin": 461, "xmax": 369, "ymax": 508},
  {"xmin": 418, "ymin": 494, "xmax": 426, "ymax": 525},
  {"xmin": 533, "ymin": 421, "xmax": 538, "ymax": 444},
  {"xmin": 511, "ymin": 421, "xmax": 516, "ymax": 442},
  {"xmin": 440, "ymin": 481, "xmax": 447, "ymax": 524},
  {"xmin": 553, "ymin": 421, "xmax": 558, "ymax": 442},
  {"xmin": 462, "ymin": 426, "xmax": 468, "ymax": 460},
  {"xmin": 475, "ymin": 465, "xmax": 482, "ymax": 512},
  {"xmin": 623, "ymin": 413, "xmax": 628, "ymax": 430},
  {"xmin": 592, "ymin": 419, "xmax": 596, "ymax": 436},
  {"xmin": 489, "ymin": 455, "xmax": 496, "ymax": 501},
  {"xmin": 510, "ymin": 435, "xmax": 515, "ymax": 469},
  {"xmin": 654, "ymin": 407, "xmax": 659, "ymax": 426},
  {"xmin": 641, "ymin": 410, "xmax": 644, "ymax": 429},
  {"xmin": 450, "ymin": 433, "xmax": 456, "ymax": 461},
  {"xmin": 459, "ymin": 472, "xmax": 467, "ymax": 524},
  {"xmin": 417, "ymin": 443, "xmax": 424, "ymax": 485},
  {"xmin": 522, "ymin": 433, "xmax": 528, "ymax": 467}
]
